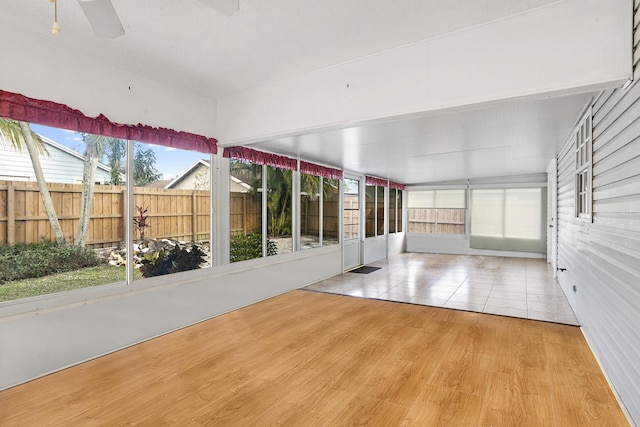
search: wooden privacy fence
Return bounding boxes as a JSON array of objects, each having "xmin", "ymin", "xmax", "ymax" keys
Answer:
[
  {"xmin": 0, "ymin": 181, "xmax": 212, "ymax": 248},
  {"xmin": 0, "ymin": 181, "xmax": 342, "ymax": 247},
  {"xmin": 407, "ymin": 208, "xmax": 466, "ymax": 234}
]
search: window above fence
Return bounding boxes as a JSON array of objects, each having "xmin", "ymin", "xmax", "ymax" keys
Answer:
[{"xmin": 407, "ymin": 189, "xmax": 466, "ymax": 235}]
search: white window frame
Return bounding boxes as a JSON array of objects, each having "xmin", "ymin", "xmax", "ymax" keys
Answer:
[
  {"xmin": 407, "ymin": 189, "xmax": 467, "ymax": 235},
  {"xmin": 574, "ymin": 108, "xmax": 592, "ymax": 220}
]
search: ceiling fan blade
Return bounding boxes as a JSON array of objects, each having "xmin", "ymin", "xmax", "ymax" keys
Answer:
[
  {"xmin": 198, "ymin": 0, "xmax": 239, "ymax": 16},
  {"xmin": 77, "ymin": 0, "xmax": 125, "ymax": 38}
]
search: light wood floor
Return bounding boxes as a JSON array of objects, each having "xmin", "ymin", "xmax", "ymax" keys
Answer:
[{"xmin": 0, "ymin": 290, "xmax": 627, "ymax": 426}]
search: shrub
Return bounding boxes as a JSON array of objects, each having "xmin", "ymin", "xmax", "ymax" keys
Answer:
[
  {"xmin": 139, "ymin": 243, "xmax": 207, "ymax": 278},
  {"xmin": 0, "ymin": 241, "xmax": 100, "ymax": 284},
  {"xmin": 230, "ymin": 233, "xmax": 277, "ymax": 263}
]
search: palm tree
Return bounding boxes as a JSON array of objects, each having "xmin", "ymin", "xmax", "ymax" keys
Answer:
[
  {"xmin": 0, "ymin": 118, "xmax": 66, "ymax": 244},
  {"xmin": 75, "ymin": 134, "xmax": 123, "ymax": 246}
]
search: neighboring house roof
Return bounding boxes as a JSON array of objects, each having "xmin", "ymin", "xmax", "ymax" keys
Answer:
[
  {"xmin": 165, "ymin": 159, "xmax": 210, "ymax": 189},
  {"xmin": 166, "ymin": 159, "xmax": 252, "ymax": 192},
  {"xmin": 145, "ymin": 179, "xmax": 173, "ymax": 188},
  {"xmin": 38, "ymin": 135, "xmax": 111, "ymax": 173}
]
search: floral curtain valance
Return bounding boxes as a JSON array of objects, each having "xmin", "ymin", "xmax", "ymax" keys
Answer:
[
  {"xmin": 223, "ymin": 146, "xmax": 298, "ymax": 171},
  {"xmin": 365, "ymin": 176, "xmax": 388, "ymax": 187},
  {"xmin": 300, "ymin": 161, "xmax": 343, "ymax": 180},
  {"xmin": 0, "ymin": 90, "xmax": 218, "ymax": 154},
  {"xmin": 389, "ymin": 181, "xmax": 405, "ymax": 190}
]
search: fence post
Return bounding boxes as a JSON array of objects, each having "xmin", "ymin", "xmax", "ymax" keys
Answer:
[
  {"xmin": 192, "ymin": 191, "xmax": 197, "ymax": 242},
  {"xmin": 7, "ymin": 182, "xmax": 15, "ymax": 245}
]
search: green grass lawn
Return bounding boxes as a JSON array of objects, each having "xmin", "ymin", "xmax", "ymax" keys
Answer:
[{"xmin": 0, "ymin": 266, "xmax": 142, "ymax": 303}]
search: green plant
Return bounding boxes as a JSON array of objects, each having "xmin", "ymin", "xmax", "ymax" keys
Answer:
[
  {"xmin": 139, "ymin": 244, "xmax": 206, "ymax": 278},
  {"xmin": 0, "ymin": 241, "xmax": 100, "ymax": 284},
  {"xmin": 230, "ymin": 233, "xmax": 277, "ymax": 263}
]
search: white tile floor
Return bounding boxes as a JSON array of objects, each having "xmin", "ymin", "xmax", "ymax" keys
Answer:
[{"xmin": 303, "ymin": 253, "xmax": 579, "ymax": 325}]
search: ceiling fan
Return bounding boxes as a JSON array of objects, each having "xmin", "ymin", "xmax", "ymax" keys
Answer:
[{"xmin": 71, "ymin": 0, "xmax": 239, "ymax": 39}]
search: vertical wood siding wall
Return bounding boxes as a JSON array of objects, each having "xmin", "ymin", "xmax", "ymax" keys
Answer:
[{"xmin": 556, "ymin": 80, "xmax": 640, "ymax": 423}]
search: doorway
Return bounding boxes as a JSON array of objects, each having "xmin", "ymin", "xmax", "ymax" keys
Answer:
[{"xmin": 343, "ymin": 177, "xmax": 362, "ymax": 270}]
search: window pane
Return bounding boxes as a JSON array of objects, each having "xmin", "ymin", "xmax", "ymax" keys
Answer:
[
  {"xmin": 376, "ymin": 186, "xmax": 385, "ymax": 235},
  {"xmin": 229, "ymin": 160, "xmax": 263, "ymax": 262},
  {"xmin": 408, "ymin": 208, "xmax": 436, "ymax": 233},
  {"xmin": 435, "ymin": 189, "xmax": 466, "ymax": 208},
  {"xmin": 134, "ymin": 141, "xmax": 210, "ymax": 280},
  {"xmin": 300, "ymin": 173, "xmax": 320, "ymax": 249},
  {"xmin": 0, "ymin": 122, "xmax": 128, "ymax": 301},
  {"xmin": 322, "ymin": 178, "xmax": 339, "ymax": 245},
  {"xmin": 365, "ymin": 184, "xmax": 375, "ymax": 238},
  {"xmin": 504, "ymin": 188, "xmax": 541, "ymax": 239},
  {"xmin": 389, "ymin": 188, "xmax": 397, "ymax": 233},
  {"xmin": 471, "ymin": 189, "xmax": 504, "ymax": 237},
  {"xmin": 435, "ymin": 208, "xmax": 466, "ymax": 234},
  {"xmin": 267, "ymin": 166, "xmax": 292, "ymax": 255},
  {"xmin": 343, "ymin": 178, "xmax": 359, "ymax": 240},
  {"xmin": 408, "ymin": 190, "xmax": 435, "ymax": 208},
  {"xmin": 408, "ymin": 189, "xmax": 465, "ymax": 208},
  {"xmin": 397, "ymin": 190, "xmax": 403, "ymax": 232}
]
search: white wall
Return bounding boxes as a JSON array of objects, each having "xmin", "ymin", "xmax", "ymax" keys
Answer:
[
  {"xmin": 406, "ymin": 234, "xmax": 545, "ymax": 259},
  {"xmin": 0, "ymin": 246, "xmax": 342, "ymax": 390},
  {"xmin": 363, "ymin": 236, "xmax": 387, "ymax": 265},
  {"xmin": 556, "ymin": 84, "xmax": 640, "ymax": 425},
  {"xmin": 216, "ymin": 0, "xmax": 631, "ymax": 145},
  {"xmin": 0, "ymin": 25, "xmax": 217, "ymax": 138},
  {"xmin": 388, "ymin": 232, "xmax": 405, "ymax": 257}
]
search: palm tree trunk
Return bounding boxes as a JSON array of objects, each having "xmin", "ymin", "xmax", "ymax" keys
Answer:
[
  {"xmin": 18, "ymin": 122, "xmax": 66, "ymax": 245},
  {"xmin": 75, "ymin": 153, "xmax": 99, "ymax": 246}
]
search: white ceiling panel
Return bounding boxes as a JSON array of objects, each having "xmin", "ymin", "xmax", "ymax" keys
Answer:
[
  {"xmin": 1, "ymin": 0, "xmax": 564, "ymax": 98},
  {"xmin": 251, "ymin": 93, "xmax": 594, "ymax": 184}
]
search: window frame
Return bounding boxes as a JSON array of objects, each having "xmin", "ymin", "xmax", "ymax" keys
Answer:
[
  {"xmin": 574, "ymin": 108, "xmax": 593, "ymax": 221},
  {"xmin": 407, "ymin": 189, "xmax": 467, "ymax": 236}
]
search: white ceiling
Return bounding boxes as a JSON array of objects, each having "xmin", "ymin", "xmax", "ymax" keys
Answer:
[
  {"xmin": 1, "ymin": 0, "xmax": 606, "ymax": 184},
  {"xmin": 252, "ymin": 94, "xmax": 593, "ymax": 184}
]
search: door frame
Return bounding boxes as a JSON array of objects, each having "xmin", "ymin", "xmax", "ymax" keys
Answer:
[{"xmin": 342, "ymin": 174, "xmax": 364, "ymax": 271}]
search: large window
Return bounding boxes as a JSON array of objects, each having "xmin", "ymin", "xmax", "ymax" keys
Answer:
[
  {"xmin": 229, "ymin": 160, "xmax": 264, "ymax": 262},
  {"xmin": 133, "ymin": 141, "xmax": 211, "ymax": 281},
  {"xmin": 470, "ymin": 187, "xmax": 546, "ymax": 253},
  {"xmin": 322, "ymin": 178, "xmax": 340, "ymax": 246},
  {"xmin": 408, "ymin": 189, "xmax": 466, "ymax": 234},
  {"xmin": 267, "ymin": 165, "xmax": 292, "ymax": 255},
  {"xmin": 397, "ymin": 190, "xmax": 403, "ymax": 232},
  {"xmin": 574, "ymin": 109, "xmax": 592, "ymax": 220},
  {"xmin": 365, "ymin": 184, "xmax": 385, "ymax": 238},
  {"xmin": 300, "ymin": 173, "xmax": 320, "ymax": 248},
  {"xmin": 0, "ymin": 118, "xmax": 211, "ymax": 301},
  {"xmin": 389, "ymin": 188, "xmax": 397, "ymax": 234}
]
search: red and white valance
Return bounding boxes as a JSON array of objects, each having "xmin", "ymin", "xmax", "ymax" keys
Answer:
[
  {"xmin": 0, "ymin": 90, "xmax": 218, "ymax": 154},
  {"xmin": 222, "ymin": 146, "xmax": 297, "ymax": 171},
  {"xmin": 365, "ymin": 176, "xmax": 388, "ymax": 187},
  {"xmin": 300, "ymin": 161, "xmax": 343, "ymax": 180},
  {"xmin": 389, "ymin": 181, "xmax": 405, "ymax": 190}
]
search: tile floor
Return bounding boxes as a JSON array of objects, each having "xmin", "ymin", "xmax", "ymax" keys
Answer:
[{"xmin": 303, "ymin": 253, "xmax": 579, "ymax": 325}]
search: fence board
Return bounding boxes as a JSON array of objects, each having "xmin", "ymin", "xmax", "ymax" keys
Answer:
[{"xmin": 1, "ymin": 181, "xmax": 343, "ymax": 247}]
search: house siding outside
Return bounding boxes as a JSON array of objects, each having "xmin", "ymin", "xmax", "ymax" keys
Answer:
[
  {"xmin": 0, "ymin": 136, "xmax": 110, "ymax": 184},
  {"xmin": 556, "ymin": 80, "xmax": 640, "ymax": 425}
]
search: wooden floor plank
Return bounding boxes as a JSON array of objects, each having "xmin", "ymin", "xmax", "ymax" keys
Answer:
[{"xmin": 0, "ymin": 290, "xmax": 628, "ymax": 426}]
